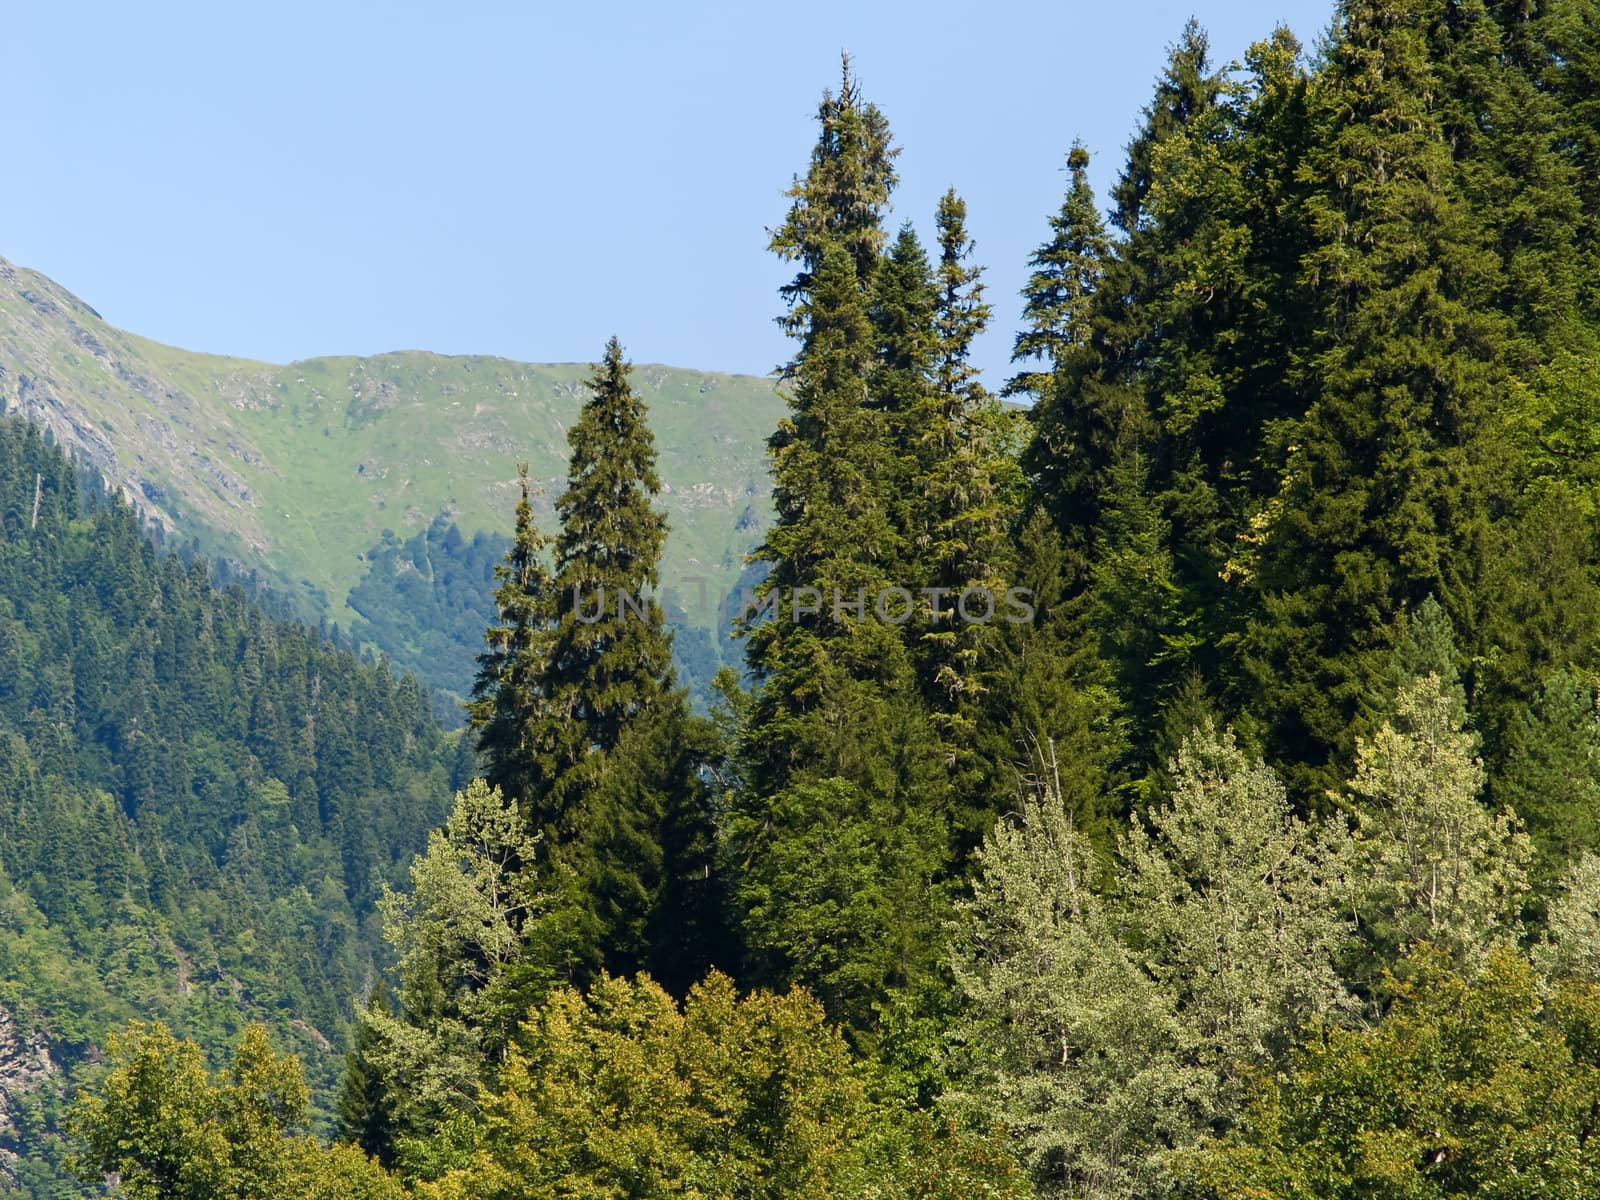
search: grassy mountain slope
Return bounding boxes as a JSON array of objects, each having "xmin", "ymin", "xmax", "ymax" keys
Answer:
[{"xmin": 0, "ymin": 256, "xmax": 780, "ymax": 662}]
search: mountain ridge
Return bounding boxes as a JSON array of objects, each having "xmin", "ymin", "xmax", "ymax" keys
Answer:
[{"xmin": 0, "ymin": 255, "xmax": 783, "ymax": 694}]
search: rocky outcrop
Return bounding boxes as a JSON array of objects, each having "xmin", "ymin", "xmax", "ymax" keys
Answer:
[{"xmin": 0, "ymin": 1004, "xmax": 57, "ymax": 1182}]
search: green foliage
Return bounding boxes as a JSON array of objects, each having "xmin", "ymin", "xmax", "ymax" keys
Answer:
[
  {"xmin": 363, "ymin": 779, "xmax": 554, "ymax": 1146},
  {"xmin": 952, "ymin": 723, "xmax": 1355, "ymax": 1198},
  {"xmin": 730, "ymin": 778, "xmax": 949, "ymax": 1045},
  {"xmin": 769, "ymin": 52, "xmax": 899, "ymax": 338},
  {"xmin": 1537, "ymin": 852, "xmax": 1600, "ymax": 983},
  {"xmin": 1245, "ymin": 0, "xmax": 1510, "ymax": 795},
  {"xmin": 415, "ymin": 972, "xmax": 1024, "ymax": 1200},
  {"xmin": 348, "ymin": 516, "xmax": 508, "ymax": 719},
  {"xmin": 1497, "ymin": 668, "xmax": 1600, "ymax": 886},
  {"xmin": 33, "ymin": 7, "xmax": 1600, "ymax": 1195},
  {"xmin": 468, "ymin": 464, "xmax": 556, "ymax": 805},
  {"xmin": 1004, "ymin": 142, "xmax": 1107, "ymax": 405},
  {"xmin": 1175, "ymin": 947, "xmax": 1600, "ymax": 1200},
  {"xmin": 335, "ymin": 984, "xmax": 398, "ymax": 1168},
  {"xmin": 1347, "ymin": 674, "xmax": 1533, "ymax": 974},
  {"xmin": 0, "ymin": 416, "xmax": 451, "ymax": 1191},
  {"xmin": 468, "ymin": 342, "xmax": 715, "ymax": 983},
  {"xmin": 68, "ymin": 1021, "xmax": 399, "ymax": 1200},
  {"xmin": 950, "ymin": 770, "xmax": 1172, "ymax": 1199}
]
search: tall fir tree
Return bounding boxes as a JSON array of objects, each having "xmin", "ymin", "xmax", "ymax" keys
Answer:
[
  {"xmin": 1244, "ymin": 0, "xmax": 1510, "ymax": 798},
  {"xmin": 539, "ymin": 337, "xmax": 675, "ymax": 798},
  {"xmin": 335, "ymin": 983, "xmax": 398, "ymax": 1168},
  {"xmin": 1004, "ymin": 143, "xmax": 1108, "ymax": 407},
  {"xmin": 769, "ymin": 52, "xmax": 899, "ymax": 350},
  {"xmin": 467, "ymin": 463, "xmax": 553, "ymax": 807},
  {"xmin": 1112, "ymin": 18, "xmax": 1222, "ymax": 236},
  {"xmin": 540, "ymin": 339, "xmax": 702, "ymax": 978},
  {"xmin": 737, "ymin": 65, "xmax": 954, "ymax": 1044},
  {"xmin": 902, "ymin": 191, "xmax": 1016, "ymax": 822},
  {"xmin": 468, "ymin": 340, "xmax": 708, "ymax": 981}
]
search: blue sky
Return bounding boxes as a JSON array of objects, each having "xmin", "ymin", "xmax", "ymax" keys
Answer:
[{"xmin": 3, "ymin": 0, "xmax": 1336, "ymax": 388}]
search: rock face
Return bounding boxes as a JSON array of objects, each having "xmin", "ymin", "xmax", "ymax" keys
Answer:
[{"xmin": 0, "ymin": 1005, "xmax": 57, "ymax": 1180}]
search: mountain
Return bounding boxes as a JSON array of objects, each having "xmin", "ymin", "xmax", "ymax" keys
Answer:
[
  {"xmin": 0, "ymin": 256, "xmax": 781, "ymax": 708},
  {"xmin": 0, "ymin": 416, "xmax": 459, "ymax": 1192}
]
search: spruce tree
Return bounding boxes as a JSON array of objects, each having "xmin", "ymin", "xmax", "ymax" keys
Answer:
[
  {"xmin": 540, "ymin": 337, "xmax": 675, "ymax": 795},
  {"xmin": 1497, "ymin": 668, "xmax": 1600, "ymax": 887},
  {"xmin": 467, "ymin": 463, "xmax": 553, "ymax": 805},
  {"xmin": 1136, "ymin": 29, "xmax": 1315, "ymax": 716},
  {"xmin": 335, "ymin": 983, "xmax": 397, "ymax": 1167},
  {"xmin": 769, "ymin": 52, "xmax": 899, "ymax": 348},
  {"xmin": 1004, "ymin": 142, "xmax": 1109, "ymax": 406},
  {"xmin": 1025, "ymin": 21, "xmax": 1220, "ymax": 568},
  {"xmin": 1244, "ymin": 0, "xmax": 1510, "ymax": 797},
  {"xmin": 903, "ymin": 192, "xmax": 1015, "ymax": 813},
  {"xmin": 1541, "ymin": 0, "xmax": 1600, "ymax": 320},
  {"xmin": 1112, "ymin": 18, "xmax": 1221, "ymax": 236},
  {"xmin": 870, "ymin": 222, "xmax": 939, "ymax": 571},
  {"xmin": 536, "ymin": 338, "xmax": 697, "ymax": 977},
  {"xmin": 738, "ymin": 66, "xmax": 953, "ymax": 1042}
]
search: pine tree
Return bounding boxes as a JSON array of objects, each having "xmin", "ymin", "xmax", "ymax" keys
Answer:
[
  {"xmin": 1244, "ymin": 0, "xmax": 1510, "ymax": 797},
  {"xmin": 466, "ymin": 463, "xmax": 553, "ymax": 806},
  {"xmin": 335, "ymin": 983, "xmax": 398, "ymax": 1167},
  {"xmin": 534, "ymin": 339, "xmax": 700, "ymax": 977},
  {"xmin": 1004, "ymin": 142, "xmax": 1109, "ymax": 406},
  {"xmin": 1112, "ymin": 18, "xmax": 1222, "ymax": 236},
  {"xmin": 769, "ymin": 52, "xmax": 899, "ymax": 350}
]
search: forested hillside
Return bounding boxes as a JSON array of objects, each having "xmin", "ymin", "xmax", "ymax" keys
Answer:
[
  {"xmin": 44, "ymin": 0, "xmax": 1600, "ymax": 1197},
  {"xmin": 0, "ymin": 260, "xmax": 783, "ymax": 711},
  {"xmin": 0, "ymin": 419, "xmax": 457, "ymax": 1192}
]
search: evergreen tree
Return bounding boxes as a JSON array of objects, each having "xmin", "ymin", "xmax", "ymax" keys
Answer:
[
  {"xmin": 1497, "ymin": 668, "xmax": 1600, "ymax": 886},
  {"xmin": 975, "ymin": 509, "xmax": 1124, "ymax": 851},
  {"xmin": 904, "ymin": 190, "xmax": 1016, "ymax": 813},
  {"xmin": 1004, "ymin": 142, "xmax": 1108, "ymax": 405},
  {"xmin": 738, "ymin": 65, "xmax": 953, "ymax": 1043},
  {"xmin": 1348, "ymin": 674, "xmax": 1533, "ymax": 976},
  {"xmin": 1245, "ymin": 0, "xmax": 1510, "ymax": 796},
  {"xmin": 1543, "ymin": 0, "xmax": 1600, "ymax": 319},
  {"xmin": 1427, "ymin": 0, "xmax": 1585, "ymax": 364},
  {"xmin": 534, "ymin": 337, "xmax": 676, "ymax": 815},
  {"xmin": 769, "ymin": 52, "xmax": 899, "ymax": 348},
  {"xmin": 336, "ymin": 983, "xmax": 399, "ymax": 1168},
  {"xmin": 744, "ymin": 243, "xmax": 917, "ymax": 795},
  {"xmin": 536, "ymin": 340, "xmax": 705, "ymax": 978},
  {"xmin": 1111, "ymin": 18, "xmax": 1222, "ymax": 235},
  {"xmin": 467, "ymin": 464, "xmax": 552, "ymax": 806},
  {"xmin": 1135, "ymin": 29, "xmax": 1316, "ymax": 726}
]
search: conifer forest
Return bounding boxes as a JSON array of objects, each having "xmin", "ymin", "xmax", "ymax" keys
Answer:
[{"xmin": 8, "ymin": 0, "xmax": 1600, "ymax": 1196}]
